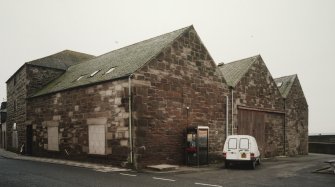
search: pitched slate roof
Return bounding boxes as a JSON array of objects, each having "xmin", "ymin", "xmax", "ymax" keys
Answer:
[
  {"xmin": 274, "ymin": 74, "xmax": 297, "ymax": 98},
  {"xmin": 27, "ymin": 50, "xmax": 95, "ymax": 70},
  {"xmin": 32, "ymin": 26, "xmax": 192, "ymax": 97},
  {"xmin": 218, "ymin": 55, "xmax": 260, "ymax": 87}
]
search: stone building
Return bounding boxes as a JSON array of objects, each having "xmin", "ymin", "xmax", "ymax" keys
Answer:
[
  {"xmin": 5, "ymin": 25, "xmax": 308, "ymax": 168},
  {"xmin": 218, "ymin": 55, "xmax": 286, "ymax": 157},
  {"xmin": 5, "ymin": 50, "xmax": 94, "ymax": 153},
  {"xmin": 0, "ymin": 102, "xmax": 7, "ymax": 149},
  {"xmin": 25, "ymin": 26, "xmax": 227, "ymax": 168},
  {"xmin": 275, "ymin": 75, "xmax": 308, "ymax": 155}
]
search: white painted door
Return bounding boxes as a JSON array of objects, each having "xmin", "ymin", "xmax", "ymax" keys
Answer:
[
  {"xmin": 89, "ymin": 125, "xmax": 105, "ymax": 155},
  {"xmin": 48, "ymin": 126, "xmax": 59, "ymax": 151}
]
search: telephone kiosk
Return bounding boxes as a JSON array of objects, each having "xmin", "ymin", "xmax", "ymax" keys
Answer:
[{"xmin": 185, "ymin": 126, "xmax": 209, "ymax": 166}]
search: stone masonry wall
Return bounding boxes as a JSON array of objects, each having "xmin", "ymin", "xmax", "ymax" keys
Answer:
[
  {"xmin": 232, "ymin": 58, "xmax": 285, "ymax": 157},
  {"xmin": 132, "ymin": 28, "xmax": 227, "ymax": 168},
  {"xmin": 6, "ymin": 65, "xmax": 65, "ymax": 152},
  {"xmin": 6, "ymin": 66, "xmax": 27, "ymax": 151},
  {"xmin": 26, "ymin": 65, "xmax": 64, "ymax": 96},
  {"xmin": 27, "ymin": 79, "xmax": 130, "ymax": 165},
  {"xmin": 285, "ymin": 78, "xmax": 308, "ymax": 155}
]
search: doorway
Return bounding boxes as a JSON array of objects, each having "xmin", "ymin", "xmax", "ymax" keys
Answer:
[{"xmin": 26, "ymin": 125, "xmax": 33, "ymax": 155}]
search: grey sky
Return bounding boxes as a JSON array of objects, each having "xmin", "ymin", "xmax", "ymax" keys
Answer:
[{"xmin": 1, "ymin": 0, "xmax": 334, "ymax": 134}]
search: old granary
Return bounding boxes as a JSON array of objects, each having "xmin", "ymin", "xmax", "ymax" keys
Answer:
[{"xmin": 5, "ymin": 26, "xmax": 308, "ymax": 169}]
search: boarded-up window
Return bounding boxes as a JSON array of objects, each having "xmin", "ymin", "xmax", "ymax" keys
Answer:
[
  {"xmin": 48, "ymin": 126, "xmax": 59, "ymax": 151},
  {"xmin": 89, "ymin": 125, "xmax": 105, "ymax": 155}
]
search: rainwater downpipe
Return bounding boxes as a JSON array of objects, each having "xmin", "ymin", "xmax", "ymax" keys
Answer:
[
  {"xmin": 128, "ymin": 74, "xmax": 133, "ymax": 164},
  {"xmin": 231, "ymin": 88, "xmax": 234, "ymax": 135},
  {"xmin": 226, "ymin": 96, "xmax": 229, "ymax": 138},
  {"xmin": 283, "ymin": 98, "xmax": 286, "ymax": 156}
]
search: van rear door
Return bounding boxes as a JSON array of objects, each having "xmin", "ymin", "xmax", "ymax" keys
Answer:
[
  {"xmin": 226, "ymin": 138, "xmax": 239, "ymax": 160},
  {"xmin": 238, "ymin": 138, "xmax": 251, "ymax": 160}
]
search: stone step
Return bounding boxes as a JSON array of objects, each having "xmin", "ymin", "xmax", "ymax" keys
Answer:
[{"xmin": 146, "ymin": 164, "xmax": 179, "ymax": 171}]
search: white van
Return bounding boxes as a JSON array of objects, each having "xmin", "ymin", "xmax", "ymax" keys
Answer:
[{"xmin": 223, "ymin": 135, "xmax": 261, "ymax": 169}]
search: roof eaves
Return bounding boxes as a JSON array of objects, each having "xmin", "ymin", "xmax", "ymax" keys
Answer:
[{"xmin": 29, "ymin": 73, "xmax": 132, "ymax": 99}]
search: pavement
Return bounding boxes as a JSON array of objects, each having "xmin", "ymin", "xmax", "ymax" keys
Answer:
[
  {"xmin": 0, "ymin": 148, "xmax": 220, "ymax": 174},
  {"xmin": 0, "ymin": 148, "xmax": 129, "ymax": 173}
]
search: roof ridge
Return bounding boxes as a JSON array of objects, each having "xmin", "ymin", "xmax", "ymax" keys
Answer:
[
  {"xmin": 274, "ymin": 74, "xmax": 297, "ymax": 80},
  {"xmin": 223, "ymin": 54, "xmax": 260, "ymax": 66},
  {"xmin": 78, "ymin": 25, "xmax": 193, "ymax": 65}
]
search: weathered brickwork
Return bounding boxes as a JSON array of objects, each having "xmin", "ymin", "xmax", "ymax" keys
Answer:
[
  {"xmin": 285, "ymin": 78, "xmax": 308, "ymax": 155},
  {"xmin": 6, "ymin": 65, "xmax": 66, "ymax": 152},
  {"xmin": 232, "ymin": 58, "xmax": 285, "ymax": 157},
  {"xmin": 27, "ymin": 79, "xmax": 131, "ymax": 164},
  {"xmin": 132, "ymin": 28, "xmax": 227, "ymax": 168}
]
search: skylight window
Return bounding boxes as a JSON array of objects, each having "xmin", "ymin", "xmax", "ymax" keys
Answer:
[
  {"xmin": 90, "ymin": 70, "xmax": 100, "ymax": 77},
  {"xmin": 105, "ymin": 67, "xmax": 116, "ymax": 74},
  {"xmin": 76, "ymin": 75, "xmax": 85, "ymax": 81},
  {"xmin": 277, "ymin": 82, "xmax": 283, "ymax": 87}
]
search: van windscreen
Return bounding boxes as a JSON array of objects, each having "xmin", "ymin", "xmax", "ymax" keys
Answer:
[
  {"xmin": 239, "ymin": 138, "xmax": 249, "ymax": 149},
  {"xmin": 228, "ymin": 138, "xmax": 237, "ymax": 149}
]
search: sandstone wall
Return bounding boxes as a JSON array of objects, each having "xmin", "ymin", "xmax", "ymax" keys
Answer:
[
  {"xmin": 132, "ymin": 28, "xmax": 227, "ymax": 168},
  {"xmin": 232, "ymin": 58, "xmax": 285, "ymax": 157},
  {"xmin": 285, "ymin": 78, "xmax": 308, "ymax": 155},
  {"xmin": 27, "ymin": 79, "xmax": 130, "ymax": 164}
]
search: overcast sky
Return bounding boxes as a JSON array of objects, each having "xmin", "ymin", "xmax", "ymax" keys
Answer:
[{"xmin": 0, "ymin": 0, "xmax": 334, "ymax": 134}]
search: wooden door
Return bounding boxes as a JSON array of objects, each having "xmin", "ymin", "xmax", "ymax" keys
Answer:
[{"xmin": 237, "ymin": 109, "xmax": 265, "ymax": 155}]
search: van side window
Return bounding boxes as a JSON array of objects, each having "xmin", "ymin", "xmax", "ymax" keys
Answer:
[
  {"xmin": 228, "ymin": 138, "xmax": 237, "ymax": 149},
  {"xmin": 240, "ymin": 138, "xmax": 249, "ymax": 149}
]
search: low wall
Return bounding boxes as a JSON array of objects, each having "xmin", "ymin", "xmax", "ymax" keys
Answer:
[{"xmin": 308, "ymin": 142, "xmax": 335, "ymax": 155}]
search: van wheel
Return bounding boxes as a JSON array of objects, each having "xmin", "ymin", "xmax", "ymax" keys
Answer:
[
  {"xmin": 225, "ymin": 161, "xmax": 230, "ymax": 169},
  {"xmin": 251, "ymin": 161, "xmax": 256, "ymax": 169}
]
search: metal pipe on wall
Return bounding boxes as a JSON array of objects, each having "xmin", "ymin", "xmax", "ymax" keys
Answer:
[
  {"xmin": 226, "ymin": 96, "xmax": 229, "ymax": 138},
  {"xmin": 128, "ymin": 74, "xmax": 133, "ymax": 164},
  {"xmin": 231, "ymin": 88, "xmax": 234, "ymax": 135}
]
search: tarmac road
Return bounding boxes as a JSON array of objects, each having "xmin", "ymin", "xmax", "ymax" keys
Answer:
[{"xmin": 0, "ymin": 153, "xmax": 334, "ymax": 187}]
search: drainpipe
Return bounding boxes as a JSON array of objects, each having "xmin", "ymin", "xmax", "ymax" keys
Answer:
[
  {"xmin": 128, "ymin": 74, "xmax": 133, "ymax": 164},
  {"xmin": 231, "ymin": 88, "xmax": 234, "ymax": 135},
  {"xmin": 226, "ymin": 96, "xmax": 229, "ymax": 138},
  {"xmin": 283, "ymin": 98, "xmax": 286, "ymax": 156}
]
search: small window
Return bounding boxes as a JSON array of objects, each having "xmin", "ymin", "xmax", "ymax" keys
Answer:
[
  {"xmin": 90, "ymin": 70, "xmax": 100, "ymax": 77},
  {"xmin": 277, "ymin": 82, "xmax": 283, "ymax": 87},
  {"xmin": 228, "ymin": 138, "xmax": 237, "ymax": 149},
  {"xmin": 13, "ymin": 100, "xmax": 17, "ymax": 112},
  {"xmin": 105, "ymin": 67, "xmax": 116, "ymax": 74},
  {"xmin": 13, "ymin": 75, "xmax": 17, "ymax": 86},
  {"xmin": 239, "ymin": 138, "xmax": 249, "ymax": 149},
  {"xmin": 13, "ymin": 123, "xmax": 17, "ymax": 130}
]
